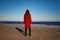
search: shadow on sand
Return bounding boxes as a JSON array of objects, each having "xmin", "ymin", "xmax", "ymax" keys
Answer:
[{"xmin": 16, "ymin": 27, "xmax": 25, "ymax": 36}]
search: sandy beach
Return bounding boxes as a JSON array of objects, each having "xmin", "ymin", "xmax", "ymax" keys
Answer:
[{"xmin": 0, "ymin": 24, "xmax": 60, "ymax": 40}]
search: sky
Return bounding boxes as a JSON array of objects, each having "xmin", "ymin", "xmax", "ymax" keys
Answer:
[{"xmin": 0, "ymin": 0, "xmax": 60, "ymax": 21}]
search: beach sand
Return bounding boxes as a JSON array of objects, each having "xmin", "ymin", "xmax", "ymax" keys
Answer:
[{"xmin": 0, "ymin": 24, "xmax": 60, "ymax": 40}]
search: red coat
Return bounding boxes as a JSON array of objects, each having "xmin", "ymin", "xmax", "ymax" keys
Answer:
[{"xmin": 24, "ymin": 14, "xmax": 32, "ymax": 28}]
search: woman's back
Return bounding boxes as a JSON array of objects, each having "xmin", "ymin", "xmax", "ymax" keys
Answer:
[{"xmin": 24, "ymin": 14, "xmax": 31, "ymax": 24}]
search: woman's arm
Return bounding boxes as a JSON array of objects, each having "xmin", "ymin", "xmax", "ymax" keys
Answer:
[{"xmin": 30, "ymin": 14, "xmax": 32, "ymax": 24}]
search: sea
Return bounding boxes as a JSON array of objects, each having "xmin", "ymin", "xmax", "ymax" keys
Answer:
[{"xmin": 0, "ymin": 21, "xmax": 60, "ymax": 28}]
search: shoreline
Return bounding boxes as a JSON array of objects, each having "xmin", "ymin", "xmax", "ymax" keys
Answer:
[
  {"xmin": 0, "ymin": 24, "xmax": 60, "ymax": 40},
  {"xmin": 0, "ymin": 23, "xmax": 60, "ymax": 28}
]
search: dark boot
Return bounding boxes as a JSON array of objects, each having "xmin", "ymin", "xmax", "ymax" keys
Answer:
[
  {"xmin": 29, "ymin": 28, "xmax": 31, "ymax": 36},
  {"xmin": 25, "ymin": 28, "xmax": 27, "ymax": 36}
]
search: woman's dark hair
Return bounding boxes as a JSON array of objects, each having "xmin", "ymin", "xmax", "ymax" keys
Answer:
[{"xmin": 25, "ymin": 10, "xmax": 30, "ymax": 15}]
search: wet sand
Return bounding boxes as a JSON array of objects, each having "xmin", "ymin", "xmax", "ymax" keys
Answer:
[{"xmin": 0, "ymin": 24, "xmax": 60, "ymax": 40}]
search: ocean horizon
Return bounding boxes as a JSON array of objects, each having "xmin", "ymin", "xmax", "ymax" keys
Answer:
[
  {"xmin": 0, "ymin": 21, "xmax": 60, "ymax": 28},
  {"xmin": 0, "ymin": 21, "xmax": 60, "ymax": 25}
]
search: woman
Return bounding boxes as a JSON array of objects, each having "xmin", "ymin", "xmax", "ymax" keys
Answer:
[{"xmin": 24, "ymin": 10, "xmax": 32, "ymax": 36}]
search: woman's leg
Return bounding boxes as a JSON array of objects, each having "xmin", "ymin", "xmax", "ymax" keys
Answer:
[
  {"xmin": 29, "ymin": 28, "xmax": 31, "ymax": 36},
  {"xmin": 25, "ymin": 28, "xmax": 27, "ymax": 36}
]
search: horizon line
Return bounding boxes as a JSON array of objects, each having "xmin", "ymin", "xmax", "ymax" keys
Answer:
[{"xmin": 0, "ymin": 21, "xmax": 60, "ymax": 22}]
